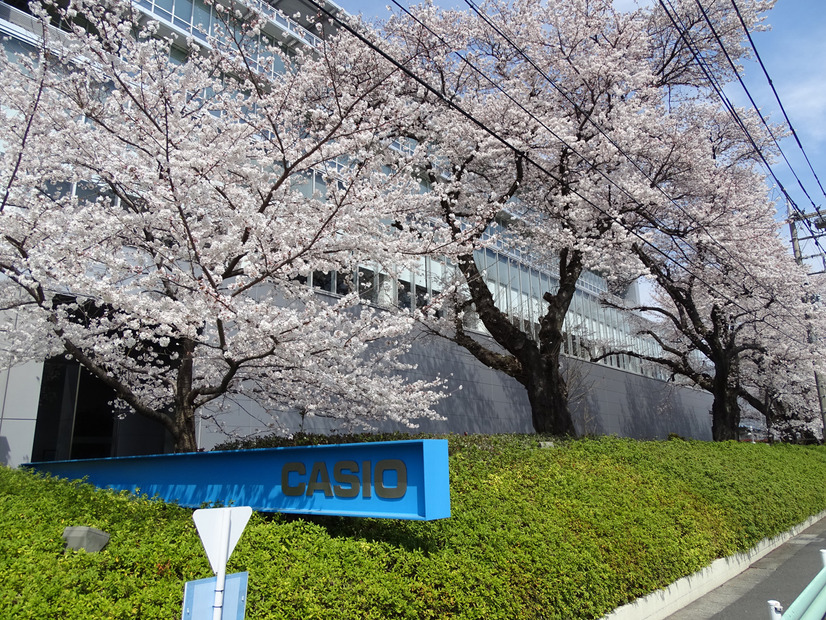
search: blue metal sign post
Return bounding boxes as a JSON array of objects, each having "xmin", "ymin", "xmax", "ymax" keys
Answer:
[
  {"xmin": 181, "ymin": 572, "xmax": 248, "ymax": 620},
  {"xmin": 25, "ymin": 439, "xmax": 451, "ymax": 520}
]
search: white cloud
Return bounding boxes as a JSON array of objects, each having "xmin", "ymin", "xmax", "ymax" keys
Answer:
[{"xmin": 780, "ymin": 80, "xmax": 826, "ymax": 145}]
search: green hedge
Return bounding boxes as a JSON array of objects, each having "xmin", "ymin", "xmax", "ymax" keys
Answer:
[{"xmin": 3, "ymin": 436, "xmax": 826, "ymax": 619}]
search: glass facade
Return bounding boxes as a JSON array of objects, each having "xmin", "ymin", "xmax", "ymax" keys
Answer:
[
  {"xmin": 309, "ymin": 247, "xmax": 668, "ymax": 380},
  {"xmin": 238, "ymin": 136, "xmax": 669, "ymax": 381}
]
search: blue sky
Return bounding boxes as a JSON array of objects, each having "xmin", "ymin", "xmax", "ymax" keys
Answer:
[
  {"xmin": 733, "ymin": 0, "xmax": 826, "ymax": 271},
  {"xmin": 339, "ymin": 0, "xmax": 826, "ymax": 268}
]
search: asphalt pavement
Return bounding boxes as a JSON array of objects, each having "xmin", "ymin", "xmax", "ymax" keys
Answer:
[{"xmin": 664, "ymin": 516, "xmax": 826, "ymax": 620}]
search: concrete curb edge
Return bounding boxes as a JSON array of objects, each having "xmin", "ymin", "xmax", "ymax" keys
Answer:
[{"xmin": 601, "ymin": 509, "xmax": 826, "ymax": 620}]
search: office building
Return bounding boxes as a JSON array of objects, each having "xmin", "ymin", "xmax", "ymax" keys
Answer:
[{"xmin": 0, "ymin": 0, "xmax": 713, "ymax": 468}]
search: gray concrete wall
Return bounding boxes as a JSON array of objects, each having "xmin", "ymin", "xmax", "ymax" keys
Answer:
[
  {"xmin": 566, "ymin": 360, "xmax": 712, "ymax": 440},
  {"xmin": 5, "ymin": 327, "xmax": 714, "ymax": 460},
  {"xmin": 197, "ymin": 331, "xmax": 714, "ymax": 449}
]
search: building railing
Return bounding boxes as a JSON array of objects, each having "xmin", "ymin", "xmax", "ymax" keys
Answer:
[
  {"xmin": 241, "ymin": 0, "xmax": 322, "ymax": 48},
  {"xmin": 131, "ymin": 0, "xmax": 322, "ymax": 49},
  {"xmin": 768, "ymin": 549, "xmax": 826, "ymax": 620}
]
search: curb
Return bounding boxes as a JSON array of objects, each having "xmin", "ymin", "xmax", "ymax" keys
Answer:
[{"xmin": 601, "ymin": 509, "xmax": 826, "ymax": 620}]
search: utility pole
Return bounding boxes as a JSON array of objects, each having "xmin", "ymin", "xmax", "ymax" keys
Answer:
[{"xmin": 787, "ymin": 203, "xmax": 826, "ymax": 437}]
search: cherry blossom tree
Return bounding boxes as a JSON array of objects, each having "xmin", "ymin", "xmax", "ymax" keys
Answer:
[
  {"xmin": 601, "ymin": 107, "xmax": 823, "ymax": 441},
  {"xmin": 376, "ymin": 0, "xmax": 774, "ymax": 436},
  {"xmin": 599, "ymin": 0, "xmax": 824, "ymax": 441},
  {"xmin": 621, "ymin": 236, "xmax": 822, "ymax": 441},
  {"xmin": 625, "ymin": 244, "xmax": 819, "ymax": 442},
  {"xmin": 0, "ymin": 0, "xmax": 450, "ymax": 451}
]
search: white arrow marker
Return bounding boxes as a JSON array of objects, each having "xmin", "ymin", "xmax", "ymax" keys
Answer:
[{"xmin": 193, "ymin": 507, "xmax": 252, "ymax": 620}]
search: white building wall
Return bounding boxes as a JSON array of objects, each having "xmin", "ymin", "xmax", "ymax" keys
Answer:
[{"xmin": 0, "ymin": 360, "xmax": 41, "ymax": 467}]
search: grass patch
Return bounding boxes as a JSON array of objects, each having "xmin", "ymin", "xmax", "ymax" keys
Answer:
[{"xmin": 3, "ymin": 436, "xmax": 826, "ymax": 619}]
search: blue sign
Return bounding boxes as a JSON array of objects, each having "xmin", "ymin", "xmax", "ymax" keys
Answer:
[
  {"xmin": 25, "ymin": 440, "xmax": 450, "ymax": 520},
  {"xmin": 181, "ymin": 571, "xmax": 248, "ymax": 620}
]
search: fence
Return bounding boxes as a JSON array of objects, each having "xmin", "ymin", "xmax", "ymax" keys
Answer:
[{"xmin": 768, "ymin": 550, "xmax": 826, "ymax": 620}]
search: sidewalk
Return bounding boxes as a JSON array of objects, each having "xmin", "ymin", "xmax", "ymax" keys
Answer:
[{"xmin": 664, "ymin": 516, "xmax": 826, "ymax": 619}]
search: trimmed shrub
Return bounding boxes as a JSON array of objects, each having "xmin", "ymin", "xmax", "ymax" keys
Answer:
[{"xmin": 3, "ymin": 436, "xmax": 826, "ymax": 619}]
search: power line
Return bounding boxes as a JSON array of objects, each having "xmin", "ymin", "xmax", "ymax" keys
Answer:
[
  {"xmin": 452, "ymin": 0, "xmax": 815, "ymax": 327},
  {"xmin": 387, "ymin": 0, "xmax": 696, "ymax": 270},
  {"xmin": 692, "ymin": 0, "xmax": 826, "ymax": 235},
  {"xmin": 362, "ymin": 0, "xmax": 814, "ymax": 343},
  {"xmin": 454, "ymin": 0, "xmax": 809, "ymax": 312},
  {"xmin": 660, "ymin": 0, "xmax": 826, "ymax": 259},
  {"xmin": 729, "ymin": 0, "xmax": 826, "ymax": 202},
  {"xmin": 304, "ymin": 0, "xmax": 814, "ymax": 347}
]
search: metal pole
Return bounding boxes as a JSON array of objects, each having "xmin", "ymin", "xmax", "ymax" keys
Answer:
[
  {"xmin": 788, "ymin": 202, "xmax": 826, "ymax": 438},
  {"xmin": 815, "ymin": 373, "xmax": 826, "ymax": 439},
  {"xmin": 767, "ymin": 599, "xmax": 783, "ymax": 619},
  {"xmin": 212, "ymin": 509, "xmax": 230, "ymax": 620},
  {"xmin": 789, "ymin": 208, "xmax": 803, "ymax": 267}
]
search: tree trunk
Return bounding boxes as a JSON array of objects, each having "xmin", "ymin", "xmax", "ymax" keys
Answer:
[
  {"xmin": 173, "ymin": 337, "xmax": 199, "ymax": 452},
  {"xmin": 528, "ymin": 248, "xmax": 582, "ymax": 436},
  {"xmin": 710, "ymin": 361, "xmax": 740, "ymax": 441},
  {"xmin": 525, "ymin": 356, "xmax": 576, "ymax": 436},
  {"xmin": 451, "ymin": 246, "xmax": 579, "ymax": 437},
  {"xmin": 173, "ymin": 403, "xmax": 198, "ymax": 452}
]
